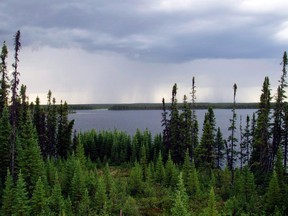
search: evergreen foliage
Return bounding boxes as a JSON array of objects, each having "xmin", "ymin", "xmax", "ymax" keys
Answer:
[
  {"xmin": 1, "ymin": 169, "xmax": 14, "ymax": 216},
  {"xmin": 0, "ymin": 32, "xmax": 288, "ymax": 215},
  {"xmin": 0, "ymin": 106, "xmax": 11, "ymax": 184},
  {"xmin": 250, "ymin": 77, "xmax": 272, "ymax": 184},
  {"xmin": 171, "ymin": 172, "xmax": 190, "ymax": 216},
  {"xmin": 0, "ymin": 42, "xmax": 9, "ymax": 114},
  {"xmin": 12, "ymin": 171, "xmax": 30, "ymax": 216}
]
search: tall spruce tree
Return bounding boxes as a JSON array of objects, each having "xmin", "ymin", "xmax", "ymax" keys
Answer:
[
  {"xmin": 46, "ymin": 90, "xmax": 57, "ymax": 158},
  {"xmin": 227, "ymin": 83, "xmax": 238, "ymax": 185},
  {"xmin": 10, "ymin": 30, "xmax": 21, "ymax": 179},
  {"xmin": 180, "ymin": 95, "xmax": 192, "ymax": 158},
  {"xmin": 17, "ymin": 110, "xmax": 45, "ymax": 196},
  {"xmin": 57, "ymin": 101, "xmax": 74, "ymax": 158},
  {"xmin": 242, "ymin": 115, "xmax": 251, "ymax": 166},
  {"xmin": 283, "ymin": 104, "xmax": 288, "ymax": 170},
  {"xmin": 191, "ymin": 76, "xmax": 199, "ymax": 160},
  {"xmin": 0, "ymin": 41, "xmax": 9, "ymax": 114},
  {"xmin": 250, "ymin": 77, "xmax": 272, "ymax": 183},
  {"xmin": 272, "ymin": 51, "xmax": 287, "ymax": 167},
  {"xmin": 170, "ymin": 84, "xmax": 182, "ymax": 163}
]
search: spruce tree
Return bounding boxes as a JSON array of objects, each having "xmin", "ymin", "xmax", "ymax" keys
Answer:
[
  {"xmin": 33, "ymin": 96, "xmax": 47, "ymax": 158},
  {"xmin": 128, "ymin": 162, "xmax": 143, "ymax": 196},
  {"xmin": 78, "ymin": 188, "xmax": 91, "ymax": 215},
  {"xmin": 171, "ymin": 172, "xmax": 190, "ymax": 216},
  {"xmin": 10, "ymin": 30, "xmax": 21, "ymax": 180},
  {"xmin": 191, "ymin": 76, "xmax": 199, "ymax": 160},
  {"xmin": 202, "ymin": 187, "xmax": 218, "ymax": 216},
  {"xmin": 283, "ymin": 103, "xmax": 288, "ymax": 171},
  {"xmin": 169, "ymin": 84, "xmax": 181, "ymax": 163},
  {"xmin": 17, "ymin": 110, "xmax": 45, "ymax": 196},
  {"xmin": 214, "ymin": 127, "xmax": 225, "ymax": 169},
  {"xmin": 94, "ymin": 176, "xmax": 108, "ymax": 214},
  {"xmin": 31, "ymin": 177, "xmax": 47, "ymax": 215},
  {"xmin": 182, "ymin": 149, "xmax": 191, "ymax": 187},
  {"xmin": 57, "ymin": 101, "xmax": 74, "ymax": 159},
  {"xmin": 46, "ymin": 90, "xmax": 57, "ymax": 158},
  {"xmin": 12, "ymin": 171, "xmax": 30, "ymax": 216},
  {"xmin": 188, "ymin": 160, "xmax": 201, "ymax": 197},
  {"xmin": 0, "ymin": 41, "xmax": 9, "ymax": 114},
  {"xmin": 1, "ymin": 169, "xmax": 14, "ymax": 216},
  {"xmin": 180, "ymin": 95, "xmax": 192, "ymax": 159},
  {"xmin": 75, "ymin": 136, "xmax": 86, "ymax": 167},
  {"xmin": 265, "ymin": 171, "xmax": 281, "ymax": 214},
  {"xmin": 161, "ymin": 98, "xmax": 170, "ymax": 159},
  {"xmin": 48, "ymin": 171, "xmax": 65, "ymax": 215},
  {"xmin": 235, "ymin": 166, "xmax": 258, "ymax": 214},
  {"xmin": 165, "ymin": 152, "xmax": 178, "ymax": 188},
  {"xmin": 242, "ymin": 115, "xmax": 251, "ymax": 165},
  {"xmin": 227, "ymin": 83, "xmax": 238, "ymax": 184},
  {"xmin": 0, "ymin": 106, "xmax": 11, "ymax": 184},
  {"xmin": 195, "ymin": 120, "xmax": 214, "ymax": 168},
  {"xmin": 154, "ymin": 152, "xmax": 165, "ymax": 184},
  {"xmin": 272, "ymin": 51, "xmax": 287, "ymax": 167},
  {"xmin": 250, "ymin": 77, "xmax": 272, "ymax": 183},
  {"xmin": 70, "ymin": 160, "xmax": 86, "ymax": 211}
]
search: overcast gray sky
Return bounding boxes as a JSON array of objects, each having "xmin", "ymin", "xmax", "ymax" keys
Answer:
[{"xmin": 0, "ymin": 0, "xmax": 287, "ymax": 104}]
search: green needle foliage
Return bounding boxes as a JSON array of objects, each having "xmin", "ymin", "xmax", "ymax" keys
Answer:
[{"xmin": 0, "ymin": 32, "xmax": 287, "ymax": 216}]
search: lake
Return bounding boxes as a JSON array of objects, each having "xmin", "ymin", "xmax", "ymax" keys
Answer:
[{"xmin": 69, "ymin": 109, "xmax": 257, "ymax": 139}]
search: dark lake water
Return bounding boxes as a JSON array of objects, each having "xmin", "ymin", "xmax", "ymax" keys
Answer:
[{"xmin": 69, "ymin": 109, "xmax": 257, "ymax": 139}]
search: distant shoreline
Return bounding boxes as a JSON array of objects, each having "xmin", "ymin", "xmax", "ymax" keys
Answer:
[{"xmin": 68, "ymin": 102, "xmax": 261, "ymax": 111}]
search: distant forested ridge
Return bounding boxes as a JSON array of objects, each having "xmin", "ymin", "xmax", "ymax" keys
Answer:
[
  {"xmin": 69, "ymin": 102, "xmax": 259, "ymax": 111},
  {"xmin": 0, "ymin": 31, "xmax": 287, "ymax": 215}
]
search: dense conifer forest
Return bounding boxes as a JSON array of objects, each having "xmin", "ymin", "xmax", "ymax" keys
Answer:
[{"xmin": 0, "ymin": 31, "xmax": 288, "ymax": 215}]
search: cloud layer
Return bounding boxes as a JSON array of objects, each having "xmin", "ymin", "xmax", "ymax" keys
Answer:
[{"xmin": 0, "ymin": 1, "xmax": 287, "ymax": 103}]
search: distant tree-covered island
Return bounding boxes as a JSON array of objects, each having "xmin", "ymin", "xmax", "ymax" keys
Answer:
[{"xmin": 0, "ymin": 31, "xmax": 288, "ymax": 215}]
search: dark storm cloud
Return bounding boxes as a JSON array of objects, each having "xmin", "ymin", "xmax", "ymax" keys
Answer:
[
  {"xmin": 0, "ymin": 0, "xmax": 287, "ymax": 103},
  {"xmin": 1, "ymin": 0, "xmax": 287, "ymax": 63}
]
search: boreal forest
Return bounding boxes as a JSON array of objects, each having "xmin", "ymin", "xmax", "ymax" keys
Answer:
[{"xmin": 0, "ymin": 31, "xmax": 287, "ymax": 216}]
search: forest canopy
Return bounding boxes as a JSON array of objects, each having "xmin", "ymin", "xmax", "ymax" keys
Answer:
[{"xmin": 0, "ymin": 31, "xmax": 287, "ymax": 215}]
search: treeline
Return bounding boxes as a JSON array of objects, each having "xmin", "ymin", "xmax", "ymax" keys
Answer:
[
  {"xmin": 67, "ymin": 102, "xmax": 259, "ymax": 111},
  {"xmin": 108, "ymin": 102, "xmax": 259, "ymax": 110}
]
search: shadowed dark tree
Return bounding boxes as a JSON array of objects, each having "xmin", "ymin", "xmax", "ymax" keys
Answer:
[
  {"xmin": 191, "ymin": 77, "xmax": 199, "ymax": 160},
  {"xmin": 57, "ymin": 101, "xmax": 74, "ymax": 159},
  {"xmin": 46, "ymin": 90, "xmax": 57, "ymax": 158},
  {"xmin": 180, "ymin": 95, "xmax": 192, "ymax": 158},
  {"xmin": 0, "ymin": 41, "xmax": 9, "ymax": 114},
  {"xmin": 250, "ymin": 77, "xmax": 272, "ymax": 184},
  {"xmin": 195, "ymin": 118, "xmax": 214, "ymax": 169},
  {"xmin": 161, "ymin": 97, "xmax": 169, "ymax": 157},
  {"xmin": 241, "ymin": 115, "xmax": 252, "ymax": 166},
  {"xmin": 227, "ymin": 83, "xmax": 238, "ymax": 185},
  {"xmin": 169, "ymin": 84, "xmax": 182, "ymax": 163},
  {"xmin": 272, "ymin": 51, "xmax": 287, "ymax": 168},
  {"xmin": 215, "ymin": 127, "xmax": 225, "ymax": 169},
  {"xmin": 33, "ymin": 96, "xmax": 47, "ymax": 158},
  {"xmin": 10, "ymin": 30, "xmax": 21, "ymax": 180},
  {"xmin": 0, "ymin": 106, "xmax": 12, "ymax": 184}
]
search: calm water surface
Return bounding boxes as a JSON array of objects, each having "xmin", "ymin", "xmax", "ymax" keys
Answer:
[{"xmin": 69, "ymin": 109, "xmax": 256, "ymax": 139}]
